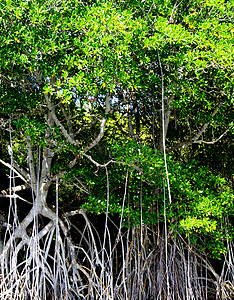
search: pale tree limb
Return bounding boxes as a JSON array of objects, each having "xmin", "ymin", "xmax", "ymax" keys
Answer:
[
  {"xmin": 45, "ymin": 94, "xmax": 78, "ymax": 146},
  {"xmin": 40, "ymin": 147, "xmax": 54, "ymax": 186},
  {"xmin": 170, "ymin": 103, "xmax": 224, "ymax": 151},
  {"xmin": 194, "ymin": 126, "xmax": 233, "ymax": 144},
  {"xmin": 58, "ymin": 102, "xmax": 73, "ymax": 135},
  {"xmin": 0, "ymin": 194, "xmax": 32, "ymax": 205},
  {"xmin": 46, "ymin": 92, "xmax": 110, "ymax": 152},
  {"xmin": 73, "ymin": 177, "xmax": 90, "ymax": 195},
  {"xmin": 192, "ymin": 105, "xmax": 222, "ymax": 142},
  {"xmin": 0, "ymin": 183, "xmax": 31, "ymax": 205},
  {"xmin": 1, "ymin": 208, "xmax": 35, "ymax": 260},
  {"xmin": 82, "ymin": 153, "xmax": 114, "ymax": 168},
  {"xmin": 83, "ymin": 93, "xmax": 111, "ymax": 153},
  {"xmin": 82, "ymin": 153, "xmax": 143, "ymax": 174},
  {"xmin": 44, "ymin": 92, "xmax": 111, "ymax": 184},
  {"xmin": 82, "ymin": 118, "xmax": 107, "ymax": 152},
  {"xmin": 0, "ymin": 159, "xmax": 29, "ymax": 183},
  {"xmin": 46, "ymin": 152, "xmax": 108, "ymax": 188},
  {"xmin": 64, "ymin": 208, "xmax": 87, "ymax": 218},
  {"xmin": 1, "ymin": 184, "xmax": 29, "ymax": 195}
]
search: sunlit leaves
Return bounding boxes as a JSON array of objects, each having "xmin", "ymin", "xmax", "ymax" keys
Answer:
[{"xmin": 0, "ymin": 0, "xmax": 233, "ymax": 260}]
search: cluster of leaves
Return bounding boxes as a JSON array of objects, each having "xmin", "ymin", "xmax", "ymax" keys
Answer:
[
  {"xmin": 0, "ymin": 0, "xmax": 233, "ymax": 261},
  {"xmin": 80, "ymin": 139, "xmax": 234, "ymax": 257}
]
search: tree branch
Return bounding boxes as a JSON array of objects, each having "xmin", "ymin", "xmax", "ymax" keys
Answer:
[
  {"xmin": 0, "ymin": 194, "xmax": 32, "ymax": 205},
  {"xmin": 73, "ymin": 177, "xmax": 90, "ymax": 195},
  {"xmin": 1, "ymin": 183, "xmax": 29, "ymax": 195},
  {"xmin": 45, "ymin": 94, "xmax": 78, "ymax": 146},
  {"xmin": 0, "ymin": 159, "xmax": 29, "ymax": 183},
  {"xmin": 44, "ymin": 93, "xmax": 111, "ymax": 186},
  {"xmin": 82, "ymin": 153, "xmax": 114, "ymax": 168},
  {"xmin": 82, "ymin": 153, "xmax": 143, "ymax": 174},
  {"xmin": 83, "ymin": 93, "xmax": 111, "ymax": 153},
  {"xmin": 58, "ymin": 102, "xmax": 73, "ymax": 135},
  {"xmin": 194, "ymin": 126, "xmax": 233, "ymax": 144},
  {"xmin": 170, "ymin": 103, "xmax": 224, "ymax": 151}
]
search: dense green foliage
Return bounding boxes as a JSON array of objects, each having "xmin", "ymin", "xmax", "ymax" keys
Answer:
[{"xmin": 0, "ymin": 0, "xmax": 233, "ymax": 261}]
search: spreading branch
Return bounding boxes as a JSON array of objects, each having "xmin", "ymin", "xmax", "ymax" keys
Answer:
[
  {"xmin": 82, "ymin": 153, "xmax": 143, "ymax": 175},
  {"xmin": 194, "ymin": 126, "xmax": 233, "ymax": 144},
  {"xmin": 0, "ymin": 194, "xmax": 32, "ymax": 205},
  {"xmin": 45, "ymin": 94, "xmax": 78, "ymax": 146},
  {"xmin": 83, "ymin": 93, "xmax": 111, "ymax": 153},
  {"xmin": 170, "ymin": 103, "xmax": 224, "ymax": 151},
  {"xmin": 0, "ymin": 159, "xmax": 29, "ymax": 183}
]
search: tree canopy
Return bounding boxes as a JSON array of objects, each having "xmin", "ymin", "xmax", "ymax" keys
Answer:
[{"xmin": 0, "ymin": 0, "xmax": 233, "ymax": 298}]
